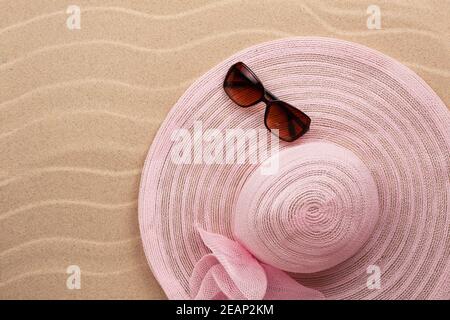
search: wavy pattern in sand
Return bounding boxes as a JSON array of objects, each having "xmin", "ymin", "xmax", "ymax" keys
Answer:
[
  {"xmin": 0, "ymin": 264, "xmax": 146, "ymax": 288},
  {"xmin": 0, "ymin": 0, "xmax": 448, "ymax": 299}
]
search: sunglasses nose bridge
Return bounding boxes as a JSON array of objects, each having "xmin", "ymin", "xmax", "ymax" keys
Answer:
[{"xmin": 264, "ymin": 90, "xmax": 278, "ymax": 102}]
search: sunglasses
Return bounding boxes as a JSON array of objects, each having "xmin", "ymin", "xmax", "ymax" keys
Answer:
[{"xmin": 223, "ymin": 62, "xmax": 311, "ymax": 142}]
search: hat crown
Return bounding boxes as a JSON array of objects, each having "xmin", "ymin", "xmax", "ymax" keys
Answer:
[{"xmin": 233, "ymin": 142, "xmax": 379, "ymax": 273}]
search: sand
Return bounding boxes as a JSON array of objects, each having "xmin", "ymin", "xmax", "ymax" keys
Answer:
[{"xmin": 0, "ymin": 0, "xmax": 448, "ymax": 299}]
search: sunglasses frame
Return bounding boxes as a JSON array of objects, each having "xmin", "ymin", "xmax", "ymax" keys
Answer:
[{"xmin": 223, "ymin": 62, "xmax": 311, "ymax": 142}]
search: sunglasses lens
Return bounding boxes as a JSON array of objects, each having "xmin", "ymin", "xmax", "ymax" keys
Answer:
[
  {"xmin": 223, "ymin": 62, "xmax": 264, "ymax": 107},
  {"xmin": 265, "ymin": 101, "xmax": 311, "ymax": 142}
]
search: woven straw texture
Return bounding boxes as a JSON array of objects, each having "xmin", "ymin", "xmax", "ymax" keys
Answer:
[{"xmin": 139, "ymin": 37, "xmax": 450, "ymax": 300}]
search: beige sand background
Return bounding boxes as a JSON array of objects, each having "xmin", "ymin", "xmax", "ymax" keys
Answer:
[{"xmin": 0, "ymin": 0, "xmax": 448, "ymax": 299}]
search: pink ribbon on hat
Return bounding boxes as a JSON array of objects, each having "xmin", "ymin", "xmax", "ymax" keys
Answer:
[{"xmin": 189, "ymin": 227, "xmax": 325, "ymax": 300}]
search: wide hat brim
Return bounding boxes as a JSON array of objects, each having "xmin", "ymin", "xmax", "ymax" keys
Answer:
[{"xmin": 139, "ymin": 37, "xmax": 450, "ymax": 299}]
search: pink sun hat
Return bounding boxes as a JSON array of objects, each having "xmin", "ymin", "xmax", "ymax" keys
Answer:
[{"xmin": 138, "ymin": 37, "xmax": 450, "ymax": 300}]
